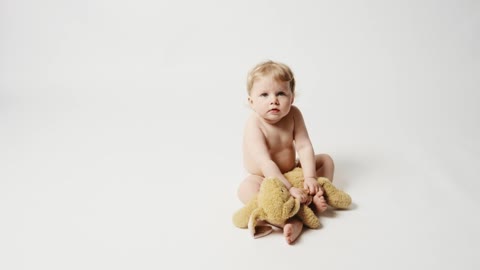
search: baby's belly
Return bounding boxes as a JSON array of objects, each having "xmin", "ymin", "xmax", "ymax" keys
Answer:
[
  {"xmin": 244, "ymin": 148, "xmax": 296, "ymax": 175},
  {"xmin": 272, "ymin": 150, "xmax": 297, "ymax": 173}
]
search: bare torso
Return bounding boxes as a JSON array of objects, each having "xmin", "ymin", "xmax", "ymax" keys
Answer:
[{"xmin": 243, "ymin": 108, "xmax": 297, "ymax": 175}]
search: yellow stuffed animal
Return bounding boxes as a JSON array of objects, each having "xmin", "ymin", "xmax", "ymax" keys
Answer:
[
  {"xmin": 284, "ymin": 167, "xmax": 352, "ymax": 209},
  {"xmin": 233, "ymin": 167, "xmax": 352, "ymax": 238}
]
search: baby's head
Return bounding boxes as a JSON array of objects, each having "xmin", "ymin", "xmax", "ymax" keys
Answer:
[{"xmin": 246, "ymin": 60, "xmax": 295, "ymax": 96}]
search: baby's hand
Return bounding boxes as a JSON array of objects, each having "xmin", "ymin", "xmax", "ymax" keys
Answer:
[
  {"xmin": 304, "ymin": 195, "xmax": 313, "ymax": 206},
  {"xmin": 304, "ymin": 177, "xmax": 320, "ymax": 195},
  {"xmin": 289, "ymin": 187, "xmax": 309, "ymax": 203}
]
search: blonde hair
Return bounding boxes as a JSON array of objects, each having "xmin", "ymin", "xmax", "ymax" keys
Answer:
[{"xmin": 246, "ymin": 60, "xmax": 295, "ymax": 95}]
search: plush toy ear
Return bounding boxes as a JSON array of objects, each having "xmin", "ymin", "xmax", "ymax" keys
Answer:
[
  {"xmin": 248, "ymin": 208, "xmax": 273, "ymax": 238},
  {"xmin": 282, "ymin": 196, "xmax": 301, "ymax": 219}
]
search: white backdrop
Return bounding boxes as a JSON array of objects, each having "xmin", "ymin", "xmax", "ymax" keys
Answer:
[{"xmin": 1, "ymin": 1, "xmax": 479, "ymax": 269}]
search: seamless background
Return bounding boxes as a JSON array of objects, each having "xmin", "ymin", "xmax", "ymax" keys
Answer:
[{"xmin": 1, "ymin": 1, "xmax": 479, "ymax": 269}]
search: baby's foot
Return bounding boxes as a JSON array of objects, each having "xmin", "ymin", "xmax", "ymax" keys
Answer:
[
  {"xmin": 283, "ymin": 219, "xmax": 303, "ymax": 245},
  {"xmin": 313, "ymin": 193, "xmax": 328, "ymax": 213}
]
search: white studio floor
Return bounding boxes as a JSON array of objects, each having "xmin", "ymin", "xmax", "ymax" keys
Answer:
[{"xmin": 1, "ymin": 1, "xmax": 479, "ymax": 269}]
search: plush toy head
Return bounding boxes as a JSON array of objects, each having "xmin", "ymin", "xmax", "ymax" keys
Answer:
[
  {"xmin": 233, "ymin": 177, "xmax": 319, "ymax": 238},
  {"xmin": 232, "ymin": 177, "xmax": 301, "ymax": 238},
  {"xmin": 253, "ymin": 177, "xmax": 300, "ymax": 226},
  {"xmin": 233, "ymin": 177, "xmax": 301, "ymax": 238}
]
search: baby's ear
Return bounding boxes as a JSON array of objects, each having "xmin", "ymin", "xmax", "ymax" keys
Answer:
[{"xmin": 248, "ymin": 97, "xmax": 256, "ymax": 110}]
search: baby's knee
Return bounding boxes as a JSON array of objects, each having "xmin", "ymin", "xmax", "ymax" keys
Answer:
[
  {"xmin": 238, "ymin": 180, "xmax": 258, "ymax": 194},
  {"xmin": 321, "ymin": 154, "xmax": 334, "ymax": 166},
  {"xmin": 237, "ymin": 177, "xmax": 262, "ymax": 204}
]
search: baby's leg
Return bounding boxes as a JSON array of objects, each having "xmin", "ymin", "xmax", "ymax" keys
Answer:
[
  {"xmin": 313, "ymin": 154, "xmax": 334, "ymax": 212},
  {"xmin": 237, "ymin": 175, "xmax": 264, "ymax": 204},
  {"xmin": 283, "ymin": 217, "xmax": 303, "ymax": 245},
  {"xmin": 315, "ymin": 154, "xmax": 335, "ymax": 182}
]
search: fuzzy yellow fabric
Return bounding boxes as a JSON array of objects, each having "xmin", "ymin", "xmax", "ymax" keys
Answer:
[
  {"xmin": 285, "ymin": 167, "xmax": 352, "ymax": 209},
  {"xmin": 233, "ymin": 167, "xmax": 352, "ymax": 238},
  {"xmin": 317, "ymin": 177, "xmax": 352, "ymax": 209}
]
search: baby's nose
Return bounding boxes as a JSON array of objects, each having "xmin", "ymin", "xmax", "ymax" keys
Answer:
[{"xmin": 270, "ymin": 97, "xmax": 279, "ymax": 104}]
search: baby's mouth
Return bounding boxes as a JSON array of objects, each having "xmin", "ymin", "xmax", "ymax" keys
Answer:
[{"xmin": 268, "ymin": 108, "xmax": 280, "ymax": 113}]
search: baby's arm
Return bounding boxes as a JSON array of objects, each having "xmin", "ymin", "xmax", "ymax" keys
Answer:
[
  {"xmin": 292, "ymin": 106, "xmax": 319, "ymax": 195},
  {"xmin": 245, "ymin": 120, "xmax": 308, "ymax": 202},
  {"xmin": 260, "ymin": 160, "xmax": 308, "ymax": 201}
]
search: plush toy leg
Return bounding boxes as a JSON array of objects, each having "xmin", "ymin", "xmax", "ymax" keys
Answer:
[
  {"xmin": 318, "ymin": 177, "xmax": 352, "ymax": 209},
  {"xmin": 296, "ymin": 205, "xmax": 321, "ymax": 229}
]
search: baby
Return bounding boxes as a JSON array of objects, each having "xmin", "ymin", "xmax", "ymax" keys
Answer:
[{"xmin": 237, "ymin": 60, "xmax": 335, "ymax": 244}]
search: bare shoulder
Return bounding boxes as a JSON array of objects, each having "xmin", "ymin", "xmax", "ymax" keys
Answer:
[
  {"xmin": 290, "ymin": 105, "xmax": 302, "ymax": 116},
  {"xmin": 291, "ymin": 105, "xmax": 309, "ymax": 136},
  {"xmin": 244, "ymin": 113, "xmax": 261, "ymax": 131},
  {"xmin": 290, "ymin": 105, "xmax": 305, "ymax": 124},
  {"xmin": 243, "ymin": 114, "xmax": 264, "ymax": 141},
  {"xmin": 243, "ymin": 114, "xmax": 269, "ymax": 160}
]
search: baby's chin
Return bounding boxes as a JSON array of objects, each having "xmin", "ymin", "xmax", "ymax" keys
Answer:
[{"xmin": 261, "ymin": 115, "xmax": 284, "ymax": 124}]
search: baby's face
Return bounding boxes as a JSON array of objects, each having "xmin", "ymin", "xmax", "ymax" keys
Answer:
[{"xmin": 248, "ymin": 75, "xmax": 294, "ymax": 124}]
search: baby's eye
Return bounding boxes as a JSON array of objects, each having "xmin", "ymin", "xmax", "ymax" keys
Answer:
[
  {"xmin": 260, "ymin": 93, "xmax": 268, "ymax": 97},
  {"xmin": 277, "ymin": 91, "xmax": 286, "ymax": 96}
]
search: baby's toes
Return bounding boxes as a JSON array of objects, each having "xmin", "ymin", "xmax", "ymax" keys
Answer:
[{"xmin": 315, "ymin": 196, "xmax": 328, "ymax": 212}]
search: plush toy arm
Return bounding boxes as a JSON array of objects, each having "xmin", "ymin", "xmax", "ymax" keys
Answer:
[
  {"xmin": 297, "ymin": 205, "xmax": 321, "ymax": 229},
  {"xmin": 318, "ymin": 177, "xmax": 352, "ymax": 209}
]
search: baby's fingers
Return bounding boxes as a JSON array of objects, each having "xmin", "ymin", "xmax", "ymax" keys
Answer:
[
  {"xmin": 305, "ymin": 195, "xmax": 313, "ymax": 205},
  {"xmin": 305, "ymin": 183, "xmax": 316, "ymax": 195}
]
